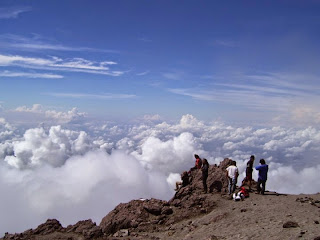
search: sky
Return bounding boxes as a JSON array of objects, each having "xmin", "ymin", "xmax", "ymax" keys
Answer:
[
  {"xmin": 0, "ymin": 0, "xmax": 319, "ymax": 124},
  {"xmin": 0, "ymin": 0, "xmax": 320, "ymax": 236}
]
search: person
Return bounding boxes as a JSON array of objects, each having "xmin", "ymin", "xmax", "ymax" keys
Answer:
[
  {"xmin": 201, "ymin": 158, "xmax": 209, "ymax": 193},
  {"xmin": 175, "ymin": 171, "xmax": 190, "ymax": 191},
  {"xmin": 255, "ymin": 159, "xmax": 268, "ymax": 195},
  {"xmin": 191, "ymin": 154, "xmax": 202, "ymax": 171},
  {"xmin": 242, "ymin": 155, "xmax": 255, "ymax": 191},
  {"xmin": 226, "ymin": 160, "xmax": 239, "ymax": 195}
]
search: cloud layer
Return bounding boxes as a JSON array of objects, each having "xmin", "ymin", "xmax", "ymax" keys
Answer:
[{"xmin": 0, "ymin": 113, "xmax": 320, "ymax": 236}]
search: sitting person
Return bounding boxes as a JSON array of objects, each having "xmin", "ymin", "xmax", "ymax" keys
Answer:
[
  {"xmin": 175, "ymin": 171, "xmax": 190, "ymax": 191},
  {"xmin": 190, "ymin": 154, "xmax": 202, "ymax": 171}
]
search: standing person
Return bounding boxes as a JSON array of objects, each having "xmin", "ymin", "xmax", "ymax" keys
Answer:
[
  {"xmin": 255, "ymin": 159, "xmax": 269, "ymax": 195},
  {"xmin": 226, "ymin": 161, "xmax": 239, "ymax": 195},
  {"xmin": 201, "ymin": 158, "xmax": 209, "ymax": 193},
  {"xmin": 191, "ymin": 154, "xmax": 202, "ymax": 171},
  {"xmin": 242, "ymin": 155, "xmax": 255, "ymax": 191}
]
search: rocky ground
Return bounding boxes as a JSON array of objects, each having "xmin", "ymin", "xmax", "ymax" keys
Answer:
[{"xmin": 2, "ymin": 159, "xmax": 320, "ymax": 240}]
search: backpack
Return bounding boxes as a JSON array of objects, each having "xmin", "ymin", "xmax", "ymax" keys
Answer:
[{"xmin": 240, "ymin": 187, "xmax": 249, "ymax": 198}]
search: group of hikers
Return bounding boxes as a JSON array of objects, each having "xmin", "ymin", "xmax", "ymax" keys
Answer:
[{"xmin": 175, "ymin": 154, "xmax": 269, "ymax": 198}]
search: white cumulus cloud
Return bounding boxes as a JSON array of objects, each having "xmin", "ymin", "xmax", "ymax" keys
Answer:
[{"xmin": 0, "ymin": 113, "xmax": 320, "ymax": 236}]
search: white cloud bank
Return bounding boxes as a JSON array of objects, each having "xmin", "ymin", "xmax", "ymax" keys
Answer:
[{"xmin": 0, "ymin": 113, "xmax": 320, "ymax": 236}]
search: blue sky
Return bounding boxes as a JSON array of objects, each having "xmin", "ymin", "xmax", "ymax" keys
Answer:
[{"xmin": 1, "ymin": 0, "xmax": 320, "ymax": 124}]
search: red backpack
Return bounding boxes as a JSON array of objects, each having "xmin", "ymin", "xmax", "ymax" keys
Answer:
[{"xmin": 240, "ymin": 187, "xmax": 249, "ymax": 198}]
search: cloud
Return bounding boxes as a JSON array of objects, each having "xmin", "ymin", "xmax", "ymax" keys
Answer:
[
  {"xmin": 45, "ymin": 108, "xmax": 86, "ymax": 123},
  {"xmin": 0, "ymin": 54, "xmax": 123, "ymax": 76},
  {"xmin": 133, "ymin": 132, "xmax": 201, "ymax": 173},
  {"xmin": 15, "ymin": 104, "xmax": 43, "ymax": 113},
  {"xmin": 4, "ymin": 125, "xmax": 92, "ymax": 169},
  {"xmin": 12, "ymin": 104, "xmax": 86, "ymax": 124},
  {"xmin": 0, "ymin": 150, "xmax": 172, "ymax": 235},
  {"xmin": 136, "ymin": 71, "xmax": 150, "ymax": 76},
  {"xmin": 0, "ymin": 118, "xmax": 15, "ymax": 142},
  {"xmin": 138, "ymin": 37, "xmax": 152, "ymax": 42},
  {"xmin": 142, "ymin": 114, "xmax": 162, "ymax": 122},
  {"xmin": 0, "ymin": 6, "xmax": 31, "ymax": 19},
  {"xmin": 168, "ymin": 72, "xmax": 320, "ymax": 125},
  {"xmin": 0, "ymin": 70, "xmax": 63, "ymax": 79},
  {"xmin": 162, "ymin": 71, "xmax": 184, "ymax": 80},
  {"xmin": 290, "ymin": 104, "xmax": 320, "ymax": 125},
  {"xmin": 213, "ymin": 40, "xmax": 236, "ymax": 47},
  {"xmin": 0, "ymin": 34, "xmax": 120, "ymax": 53},
  {"xmin": 1, "ymin": 114, "xmax": 320, "ymax": 236},
  {"xmin": 267, "ymin": 164, "xmax": 320, "ymax": 194},
  {"xmin": 45, "ymin": 92, "xmax": 137, "ymax": 100}
]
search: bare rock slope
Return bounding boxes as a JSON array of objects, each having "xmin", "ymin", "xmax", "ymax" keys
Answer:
[{"xmin": 2, "ymin": 158, "xmax": 320, "ymax": 240}]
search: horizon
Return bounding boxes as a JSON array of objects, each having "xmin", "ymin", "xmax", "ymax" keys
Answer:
[{"xmin": 1, "ymin": 0, "xmax": 320, "ymax": 236}]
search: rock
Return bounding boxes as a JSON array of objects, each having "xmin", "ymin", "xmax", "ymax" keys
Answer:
[
  {"xmin": 143, "ymin": 200, "xmax": 164, "ymax": 215},
  {"xmin": 113, "ymin": 229, "xmax": 129, "ymax": 237},
  {"xmin": 66, "ymin": 219, "xmax": 95, "ymax": 233},
  {"xmin": 208, "ymin": 236, "xmax": 219, "ymax": 240},
  {"xmin": 83, "ymin": 226, "xmax": 103, "ymax": 239},
  {"xmin": 100, "ymin": 198, "xmax": 168, "ymax": 235},
  {"xmin": 283, "ymin": 221, "xmax": 300, "ymax": 228},
  {"xmin": 65, "ymin": 219, "xmax": 103, "ymax": 239},
  {"xmin": 161, "ymin": 206, "xmax": 173, "ymax": 215},
  {"xmin": 33, "ymin": 219, "xmax": 63, "ymax": 235}
]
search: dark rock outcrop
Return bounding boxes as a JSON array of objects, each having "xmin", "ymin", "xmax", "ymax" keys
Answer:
[{"xmin": 33, "ymin": 219, "xmax": 63, "ymax": 235}]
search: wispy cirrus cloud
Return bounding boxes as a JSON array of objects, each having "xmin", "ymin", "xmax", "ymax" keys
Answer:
[
  {"xmin": 0, "ymin": 34, "xmax": 120, "ymax": 53},
  {"xmin": 168, "ymin": 72, "xmax": 320, "ymax": 114},
  {"xmin": 168, "ymin": 88, "xmax": 291, "ymax": 112},
  {"xmin": 0, "ymin": 70, "xmax": 63, "ymax": 79},
  {"xmin": 0, "ymin": 54, "xmax": 123, "ymax": 76},
  {"xmin": 136, "ymin": 71, "xmax": 150, "ymax": 76},
  {"xmin": 45, "ymin": 92, "xmax": 137, "ymax": 99},
  {"xmin": 0, "ymin": 6, "xmax": 31, "ymax": 19},
  {"xmin": 137, "ymin": 37, "xmax": 152, "ymax": 42},
  {"xmin": 212, "ymin": 39, "xmax": 236, "ymax": 47},
  {"xmin": 162, "ymin": 71, "xmax": 185, "ymax": 80}
]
